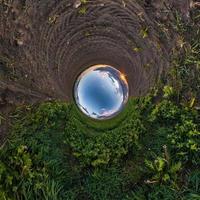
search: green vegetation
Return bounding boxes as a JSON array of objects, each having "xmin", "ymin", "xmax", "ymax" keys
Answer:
[
  {"xmin": 166, "ymin": 11, "xmax": 200, "ymax": 105},
  {"xmin": 78, "ymin": 7, "xmax": 87, "ymax": 15},
  {"xmin": 0, "ymin": 7, "xmax": 200, "ymax": 200},
  {"xmin": 80, "ymin": 0, "xmax": 88, "ymax": 4},
  {"xmin": 65, "ymin": 100, "xmax": 144, "ymax": 167},
  {"xmin": 0, "ymin": 89, "xmax": 199, "ymax": 199},
  {"xmin": 78, "ymin": 0, "xmax": 88, "ymax": 15},
  {"xmin": 140, "ymin": 27, "xmax": 149, "ymax": 39}
]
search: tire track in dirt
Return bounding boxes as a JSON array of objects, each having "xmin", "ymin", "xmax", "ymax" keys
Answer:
[{"xmin": 0, "ymin": 0, "xmax": 187, "ymax": 103}]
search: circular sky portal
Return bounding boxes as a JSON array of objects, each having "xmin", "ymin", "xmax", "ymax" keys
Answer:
[{"xmin": 74, "ymin": 65, "xmax": 129, "ymax": 120}]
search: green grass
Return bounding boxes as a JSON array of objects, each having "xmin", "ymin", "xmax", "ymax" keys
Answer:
[
  {"xmin": 163, "ymin": 11, "xmax": 200, "ymax": 105},
  {"xmin": 70, "ymin": 98, "xmax": 136, "ymax": 132},
  {"xmin": 0, "ymin": 6, "xmax": 200, "ymax": 200},
  {"xmin": 0, "ymin": 91, "xmax": 199, "ymax": 199}
]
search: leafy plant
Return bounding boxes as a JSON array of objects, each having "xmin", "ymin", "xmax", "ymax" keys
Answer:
[
  {"xmin": 145, "ymin": 145, "xmax": 182, "ymax": 187},
  {"xmin": 64, "ymin": 102, "xmax": 144, "ymax": 167},
  {"xmin": 163, "ymin": 85, "xmax": 175, "ymax": 98},
  {"xmin": 0, "ymin": 102, "xmax": 79, "ymax": 199},
  {"xmin": 169, "ymin": 118, "xmax": 200, "ymax": 164},
  {"xmin": 79, "ymin": 7, "xmax": 87, "ymax": 15},
  {"xmin": 149, "ymin": 100, "xmax": 180, "ymax": 125}
]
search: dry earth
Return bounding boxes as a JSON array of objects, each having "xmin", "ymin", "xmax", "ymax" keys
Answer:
[{"xmin": 0, "ymin": 0, "xmax": 196, "ymax": 143}]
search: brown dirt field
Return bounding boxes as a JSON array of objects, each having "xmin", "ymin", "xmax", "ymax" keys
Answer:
[{"xmin": 0, "ymin": 0, "xmax": 194, "ymax": 144}]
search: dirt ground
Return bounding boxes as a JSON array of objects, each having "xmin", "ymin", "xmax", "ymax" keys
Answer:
[{"xmin": 0, "ymin": 0, "xmax": 197, "ymax": 144}]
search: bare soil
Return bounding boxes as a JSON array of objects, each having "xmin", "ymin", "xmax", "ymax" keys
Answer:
[{"xmin": 0, "ymin": 0, "xmax": 195, "ymax": 144}]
